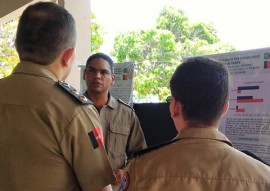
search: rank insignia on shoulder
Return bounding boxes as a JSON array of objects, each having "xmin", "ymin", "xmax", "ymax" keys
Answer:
[
  {"xmin": 117, "ymin": 98, "xmax": 134, "ymax": 110},
  {"xmin": 57, "ymin": 81, "xmax": 93, "ymax": 105}
]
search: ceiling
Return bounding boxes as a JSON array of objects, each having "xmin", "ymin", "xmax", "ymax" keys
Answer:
[{"xmin": 0, "ymin": 0, "xmax": 59, "ymax": 25}]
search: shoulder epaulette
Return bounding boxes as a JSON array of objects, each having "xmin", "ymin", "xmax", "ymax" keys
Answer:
[
  {"xmin": 241, "ymin": 150, "xmax": 270, "ymax": 166},
  {"xmin": 57, "ymin": 81, "xmax": 93, "ymax": 105},
  {"xmin": 117, "ymin": 98, "xmax": 134, "ymax": 110},
  {"xmin": 128, "ymin": 138, "xmax": 180, "ymax": 159}
]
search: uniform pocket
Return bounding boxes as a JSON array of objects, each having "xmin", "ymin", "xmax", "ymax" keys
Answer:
[
  {"xmin": 107, "ymin": 125, "xmax": 130, "ymax": 168},
  {"xmin": 108, "ymin": 125, "xmax": 129, "ymax": 152}
]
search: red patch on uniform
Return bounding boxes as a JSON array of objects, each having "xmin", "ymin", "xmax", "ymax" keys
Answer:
[{"xmin": 88, "ymin": 127, "xmax": 103, "ymax": 149}]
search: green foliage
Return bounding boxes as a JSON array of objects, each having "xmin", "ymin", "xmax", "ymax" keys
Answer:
[
  {"xmin": 157, "ymin": 6, "xmax": 220, "ymax": 44},
  {"xmin": 112, "ymin": 29, "xmax": 181, "ymax": 101},
  {"xmin": 180, "ymin": 38, "xmax": 236, "ymax": 59},
  {"xmin": 156, "ymin": 7, "xmax": 189, "ymax": 43},
  {"xmin": 187, "ymin": 22, "xmax": 220, "ymax": 44},
  {"xmin": 0, "ymin": 19, "xmax": 19, "ymax": 78},
  {"xmin": 112, "ymin": 6, "xmax": 235, "ymax": 102},
  {"xmin": 90, "ymin": 13, "xmax": 105, "ymax": 53}
]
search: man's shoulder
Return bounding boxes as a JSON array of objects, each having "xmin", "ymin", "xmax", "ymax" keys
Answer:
[
  {"xmin": 57, "ymin": 81, "xmax": 93, "ymax": 105},
  {"xmin": 115, "ymin": 97, "xmax": 134, "ymax": 111},
  {"xmin": 129, "ymin": 139, "xmax": 179, "ymax": 159}
]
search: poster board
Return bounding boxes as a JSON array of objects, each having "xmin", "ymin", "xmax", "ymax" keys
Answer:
[
  {"xmin": 109, "ymin": 62, "xmax": 134, "ymax": 105},
  {"xmin": 203, "ymin": 47, "xmax": 270, "ymax": 164}
]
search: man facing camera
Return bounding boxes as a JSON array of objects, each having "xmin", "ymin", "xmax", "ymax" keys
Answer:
[{"xmin": 83, "ymin": 53, "xmax": 147, "ymax": 190}]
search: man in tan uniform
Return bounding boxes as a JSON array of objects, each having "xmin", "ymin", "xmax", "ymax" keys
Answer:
[
  {"xmin": 119, "ymin": 57, "xmax": 270, "ymax": 191},
  {"xmin": 83, "ymin": 53, "xmax": 147, "ymax": 189},
  {"xmin": 0, "ymin": 2, "xmax": 115, "ymax": 191}
]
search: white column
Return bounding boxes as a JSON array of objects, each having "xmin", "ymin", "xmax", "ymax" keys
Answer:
[{"xmin": 64, "ymin": 0, "xmax": 91, "ymax": 91}]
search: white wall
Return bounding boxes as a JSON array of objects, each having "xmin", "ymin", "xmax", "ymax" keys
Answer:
[{"xmin": 64, "ymin": 0, "xmax": 91, "ymax": 90}]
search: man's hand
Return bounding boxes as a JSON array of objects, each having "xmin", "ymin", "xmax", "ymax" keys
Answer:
[{"xmin": 113, "ymin": 169, "xmax": 125, "ymax": 185}]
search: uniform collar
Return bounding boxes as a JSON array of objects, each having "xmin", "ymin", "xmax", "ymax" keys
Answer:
[
  {"xmin": 106, "ymin": 93, "xmax": 118, "ymax": 109},
  {"xmin": 130, "ymin": 126, "xmax": 232, "ymax": 159},
  {"xmin": 178, "ymin": 128, "xmax": 233, "ymax": 146},
  {"xmin": 83, "ymin": 92, "xmax": 118, "ymax": 110},
  {"xmin": 12, "ymin": 61, "xmax": 58, "ymax": 82}
]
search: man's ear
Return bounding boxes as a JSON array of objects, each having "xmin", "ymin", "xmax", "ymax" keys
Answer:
[
  {"xmin": 222, "ymin": 101, "xmax": 229, "ymax": 117},
  {"xmin": 170, "ymin": 97, "xmax": 181, "ymax": 118},
  {"xmin": 62, "ymin": 48, "xmax": 75, "ymax": 67},
  {"xmin": 111, "ymin": 74, "xmax": 116, "ymax": 85}
]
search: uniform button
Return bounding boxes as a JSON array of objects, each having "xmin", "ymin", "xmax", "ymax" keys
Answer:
[
  {"xmin": 79, "ymin": 95, "xmax": 88, "ymax": 102},
  {"xmin": 63, "ymin": 82, "xmax": 70, "ymax": 88},
  {"xmin": 71, "ymin": 89, "xmax": 79, "ymax": 95}
]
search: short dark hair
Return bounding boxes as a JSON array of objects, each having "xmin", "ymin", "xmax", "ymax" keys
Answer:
[
  {"xmin": 86, "ymin": 53, "xmax": 114, "ymax": 74},
  {"xmin": 170, "ymin": 56, "xmax": 229, "ymax": 126},
  {"xmin": 15, "ymin": 2, "xmax": 76, "ymax": 65}
]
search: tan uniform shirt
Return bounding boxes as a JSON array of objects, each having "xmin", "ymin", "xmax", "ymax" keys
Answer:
[
  {"xmin": 86, "ymin": 94, "xmax": 147, "ymax": 170},
  {"xmin": 121, "ymin": 128, "xmax": 270, "ymax": 191},
  {"xmin": 0, "ymin": 61, "xmax": 116, "ymax": 191}
]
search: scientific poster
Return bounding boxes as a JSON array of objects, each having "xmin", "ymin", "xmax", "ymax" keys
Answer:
[
  {"xmin": 208, "ymin": 47, "xmax": 270, "ymax": 163},
  {"xmin": 109, "ymin": 62, "xmax": 134, "ymax": 105}
]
